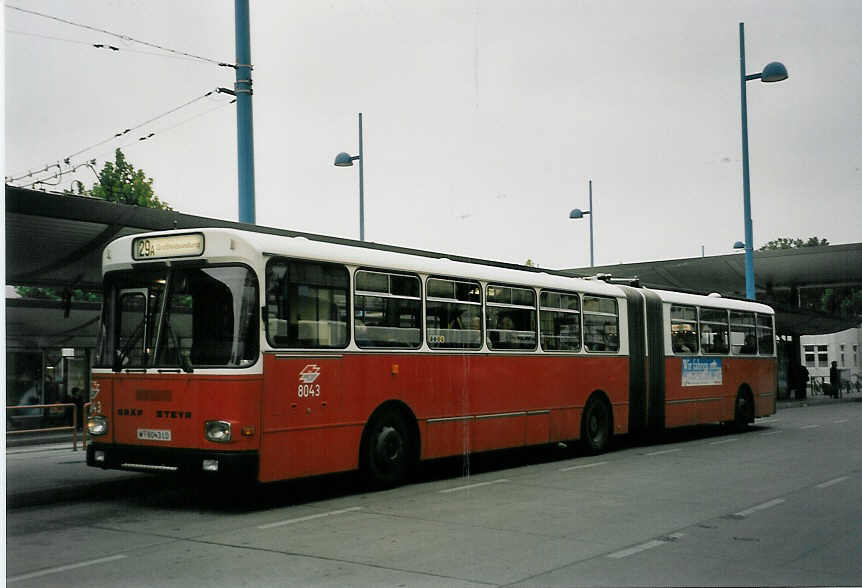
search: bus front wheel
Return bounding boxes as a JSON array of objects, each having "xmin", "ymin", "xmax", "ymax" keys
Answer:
[
  {"xmin": 361, "ymin": 407, "xmax": 413, "ymax": 488},
  {"xmin": 581, "ymin": 396, "xmax": 612, "ymax": 454}
]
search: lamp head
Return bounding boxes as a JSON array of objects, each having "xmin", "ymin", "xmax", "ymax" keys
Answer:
[
  {"xmin": 569, "ymin": 209, "xmax": 587, "ymax": 219},
  {"xmin": 334, "ymin": 152, "xmax": 355, "ymax": 167},
  {"xmin": 760, "ymin": 61, "xmax": 788, "ymax": 83}
]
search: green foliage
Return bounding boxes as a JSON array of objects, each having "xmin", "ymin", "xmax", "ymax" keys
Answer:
[
  {"xmin": 86, "ymin": 148, "xmax": 171, "ymax": 210},
  {"xmin": 524, "ymin": 259, "xmax": 539, "ymax": 268},
  {"xmin": 759, "ymin": 236, "xmax": 829, "ymax": 250},
  {"xmin": 14, "ymin": 287, "xmax": 102, "ymax": 303}
]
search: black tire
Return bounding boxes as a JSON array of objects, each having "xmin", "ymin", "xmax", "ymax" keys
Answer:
[
  {"xmin": 733, "ymin": 391, "xmax": 753, "ymax": 431},
  {"xmin": 581, "ymin": 397, "xmax": 612, "ymax": 454},
  {"xmin": 361, "ymin": 407, "xmax": 413, "ymax": 488}
]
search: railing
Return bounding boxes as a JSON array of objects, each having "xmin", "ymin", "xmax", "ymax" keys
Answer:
[
  {"xmin": 6, "ymin": 403, "xmax": 81, "ymax": 451},
  {"xmin": 83, "ymin": 402, "xmax": 91, "ymax": 450}
]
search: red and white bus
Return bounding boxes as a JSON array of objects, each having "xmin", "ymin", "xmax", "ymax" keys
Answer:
[{"xmin": 87, "ymin": 228, "xmax": 777, "ymax": 486}]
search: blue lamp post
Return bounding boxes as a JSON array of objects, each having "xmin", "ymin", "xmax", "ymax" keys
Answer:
[
  {"xmin": 569, "ymin": 179, "xmax": 594, "ymax": 267},
  {"xmin": 739, "ymin": 22, "xmax": 788, "ymax": 299},
  {"xmin": 334, "ymin": 113, "xmax": 365, "ymax": 241}
]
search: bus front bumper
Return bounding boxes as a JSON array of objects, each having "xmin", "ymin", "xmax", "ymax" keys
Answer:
[{"xmin": 87, "ymin": 443, "xmax": 258, "ymax": 478}]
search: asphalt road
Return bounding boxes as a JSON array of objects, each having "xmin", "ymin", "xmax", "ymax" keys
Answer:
[{"xmin": 6, "ymin": 402, "xmax": 862, "ymax": 587}]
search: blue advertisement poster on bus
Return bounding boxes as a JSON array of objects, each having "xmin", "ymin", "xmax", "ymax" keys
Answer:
[{"xmin": 681, "ymin": 358, "xmax": 723, "ymax": 387}]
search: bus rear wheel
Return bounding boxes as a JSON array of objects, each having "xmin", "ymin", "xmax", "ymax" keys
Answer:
[
  {"xmin": 733, "ymin": 390, "xmax": 754, "ymax": 431},
  {"xmin": 581, "ymin": 396, "xmax": 612, "ymax": 454},
  {"xmin": 361, "ymin": 407, "xmax": 413, "ymax": 488}
]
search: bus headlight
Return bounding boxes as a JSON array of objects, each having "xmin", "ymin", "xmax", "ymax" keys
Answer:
[
  {"xmin": 205, "ymin": 420, "xmax": 232, "ymax": 443},
  {"xmin": 88, "ymin": 415, "xmax": 108, "ymax": 436}
]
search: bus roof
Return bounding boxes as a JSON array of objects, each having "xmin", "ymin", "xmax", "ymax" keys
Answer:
[{"xmin": 104, "ymin": 227, "xmax": 773, "ymax": 312}]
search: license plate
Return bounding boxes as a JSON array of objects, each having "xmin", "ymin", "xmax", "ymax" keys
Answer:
[{"xmin": 137, "ymin": 428, "xmax": 171, "ymax": 441}]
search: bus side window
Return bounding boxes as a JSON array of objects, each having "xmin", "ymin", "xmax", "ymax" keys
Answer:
[
  {"xmin": 265, "ymin": 259, "xmax": 349, "ymax": 349},
  {"xmin": 354, "ymin": 270, "xmax": 422, "ymax": 349},
  {"xmin": 540, "ymin": 291, "xmax": 581, "ymax": 352},
  {"xmin": 486, "ymin": 284, "xmax": 537, "ymax": 351},
  {"xmin": 426, "ymin": 277, "xmax": 482, "ymax": 350},
  {"xmin": 730, "ymin": 311, "xmax": 757, "ymax": 354},
  {"xmin": 670, "ymin": 305, "xmax": 698, "ymax": 354},
  {"xmin": 583, "ymin": 296, "xmax": 619, "ymax": 352},
  {"xmin": 757, "ymin": 314, "xmax": 775, "ymax": 355},
  {"xmin": 699, "ymin": 308, "xmax": 729, "ymax": 354}
]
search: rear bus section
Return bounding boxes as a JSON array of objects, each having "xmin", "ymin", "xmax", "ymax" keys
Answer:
[{"xmin": 86, "ymin": 232, "xmax": 263, "ymax": 477}]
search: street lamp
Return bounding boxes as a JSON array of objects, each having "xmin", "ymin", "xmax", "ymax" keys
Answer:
[
  {"xmin": 739, "ymin": 22, "xmax": 788, "ymax": 300},
  {"xmin": 334, "ymin": 112, "xmax": 365, "ymax": 241},
  {"xmin": 569, "ymin": 179, "xmax": 594, "ymax": 267}
]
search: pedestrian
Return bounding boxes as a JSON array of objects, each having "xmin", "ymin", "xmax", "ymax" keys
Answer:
[{"xmin": 830, "ymin": 361, "xmax": 841, "ymax": 398}]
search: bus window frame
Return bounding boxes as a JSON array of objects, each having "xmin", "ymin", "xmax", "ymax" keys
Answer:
[
  {"xmin": 425, "ymin": 275, "xmax": 483, "ymax": 351},
  {"xmin": 97, "ymin": 263, "xmax": 260, "ymax": 370},
  {"xmin": 264, "ymin": 256, "xmax": 351, "ymax": 351},
  {"xmin": 485, "ymin": 282, "xmax": 538, "ymax": 352},
  {"xmin": 756, "ymin": 313, "xmax": 775, "ymax": 356},
  {"xmin": 699, "ymin": 307, "xmax": 730, "ymax": 356},
  {"xmin": 729, "ymin": 310, "xmax": 758, "ymax": 355},
  {"xmin": 582, "ymin": 295, "xmax": 620, "ymax": 353},
  {"xmin": 670, "ymin": 304, "xmax": 699, "ymax": 355},
  {"xmin": 539, "ymin": 289, "xmax": 582, "ymax": 353},
  {"xmin": 353, "ymin": 268, "xmax": 423, "ymax": 350}
]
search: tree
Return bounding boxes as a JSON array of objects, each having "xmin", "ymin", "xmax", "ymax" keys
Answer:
[
  {"xmin": 85, "ymin": 148, "xmax": 172, "ymax": 210},
  {"xmin": 759, "ymin": 236, "xmax": 829, "ymax": 250}
]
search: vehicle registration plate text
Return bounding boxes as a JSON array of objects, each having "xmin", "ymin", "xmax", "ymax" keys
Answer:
[{"xmin": 137, "ymin": 428, "xmax": 171, "ymax": 441}]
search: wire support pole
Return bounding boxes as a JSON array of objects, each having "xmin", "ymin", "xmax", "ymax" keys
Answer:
[
  {"xmin": 235, "ymin": 0, "xmax": 256, "ymax": 224},
  {"xmin": 358, "ymin": 113, "xmax": 365, "ymax": 241}
]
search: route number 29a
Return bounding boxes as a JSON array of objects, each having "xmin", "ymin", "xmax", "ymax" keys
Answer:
[{"xmin": 298, "ymin": 384, "xmax": 321, "ymax": 398}]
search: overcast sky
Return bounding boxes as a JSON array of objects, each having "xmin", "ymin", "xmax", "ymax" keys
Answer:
[{"xmin": 4, "ymin": 0, "xmax": 861, "ymax": 269}]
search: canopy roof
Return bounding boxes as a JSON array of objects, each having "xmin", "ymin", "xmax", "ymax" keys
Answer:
[{"xmin": 6, "ymin": 185, "xmax": 861, "ymax": 336}]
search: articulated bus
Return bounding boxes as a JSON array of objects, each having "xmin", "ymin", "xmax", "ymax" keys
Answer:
[{"xmin": 86, "ymin": 228, "xmax": 777, "ymax": 486}]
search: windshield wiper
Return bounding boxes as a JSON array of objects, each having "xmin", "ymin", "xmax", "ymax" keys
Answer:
[{"xmin": 113, "ymin": 318, "xmax": 146, "ymax": 372}]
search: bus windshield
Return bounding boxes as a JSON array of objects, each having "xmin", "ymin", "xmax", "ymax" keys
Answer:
[{"xmin": 96, "ymin": 265, "xmax": 259, "ymax": 369}]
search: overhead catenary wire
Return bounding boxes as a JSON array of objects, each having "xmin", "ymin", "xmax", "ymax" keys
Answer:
[
  {"xmin": 5, "ymin": 4, "xmax": 238, "ymax": 69},
  {"xmin": 7, "ymin": 89, "xmax": 230, "ymax": 183},
  {"xmin": 5, "ymin": 29, "xmax": 206, "ymax": 64},
  {"xmin": 12, "ymin": 96, "xmax": 237, "ymax": 189}
]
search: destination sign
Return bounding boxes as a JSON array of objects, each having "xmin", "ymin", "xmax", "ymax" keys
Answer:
[{"xmin": 132, "ymin": 233, "xmax": 204, "ymax": 260}]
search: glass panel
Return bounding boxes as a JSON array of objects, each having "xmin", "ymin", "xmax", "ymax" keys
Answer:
[
  {"xmin": 355, "ymin": 295, "xmax": 421, "ymax": 348},
  {"xmin": 757, "ymin": 314, "xmax": 774, "ymax": 355},
  {"xmin": 266, "ymin": 259, "xmax": 349, "ymax": 349},
  {"xmin": 730, "ymin": 311, "xmax": 757, "ymax": 355},
  {"xmin": 98, "ymin": 266, "xmax": 258, "ymax": 368},
  {"xmin": 540, "ymin": 309, "xmax": 581, "ymax": 351},
  {"xmin": 583, "ymin": 313, "xmax": 619, "ymax": 352},
  {"xmin": 355, "ymin": 271, "xmax": 388, "ymax": 293},
  {"xmin": 671, "ymin": 305, "xmax": 698, "ymax": 354},
  {"xmin": 427, "ymin": 278, "xmax": 454, "ymax": 299},
  {"xmin": 118, "ymin": 292, "xmax": 149, "ymax": 366},
  {"xmin": 390, "ymin": 274, "xmax": 420, "ymax": 298},
  {"xmin": 700, "ymin": 308, "xmax": 729, "ymax": 354},
  {"xmin": 583, "ymin": 296, "xmax": 617, "ymax": 315},
  {"xmin": 455, "ymin": 281, "xmax": 481, "ymax": 303},
  {"xmin": 426, "ymin": 300, "xmax": 482, "ymax": 349},
  {"xmin": 487, "ymin": 285, "xmax": 509, "ymax": 304},
  {"xmin": 583, "ymin": 296, "xmax": 618, "ymax": 352},
  {"xmin": 161, "ymin": 267, "xmax": 259, "ymax": 367},
  {"xmin": 541, "ymin": 291, "xmax": 561, "ymax": 309},
  {"xmin": 487, "ymin": 306, "xmax": 536, "ymax": 350}
]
